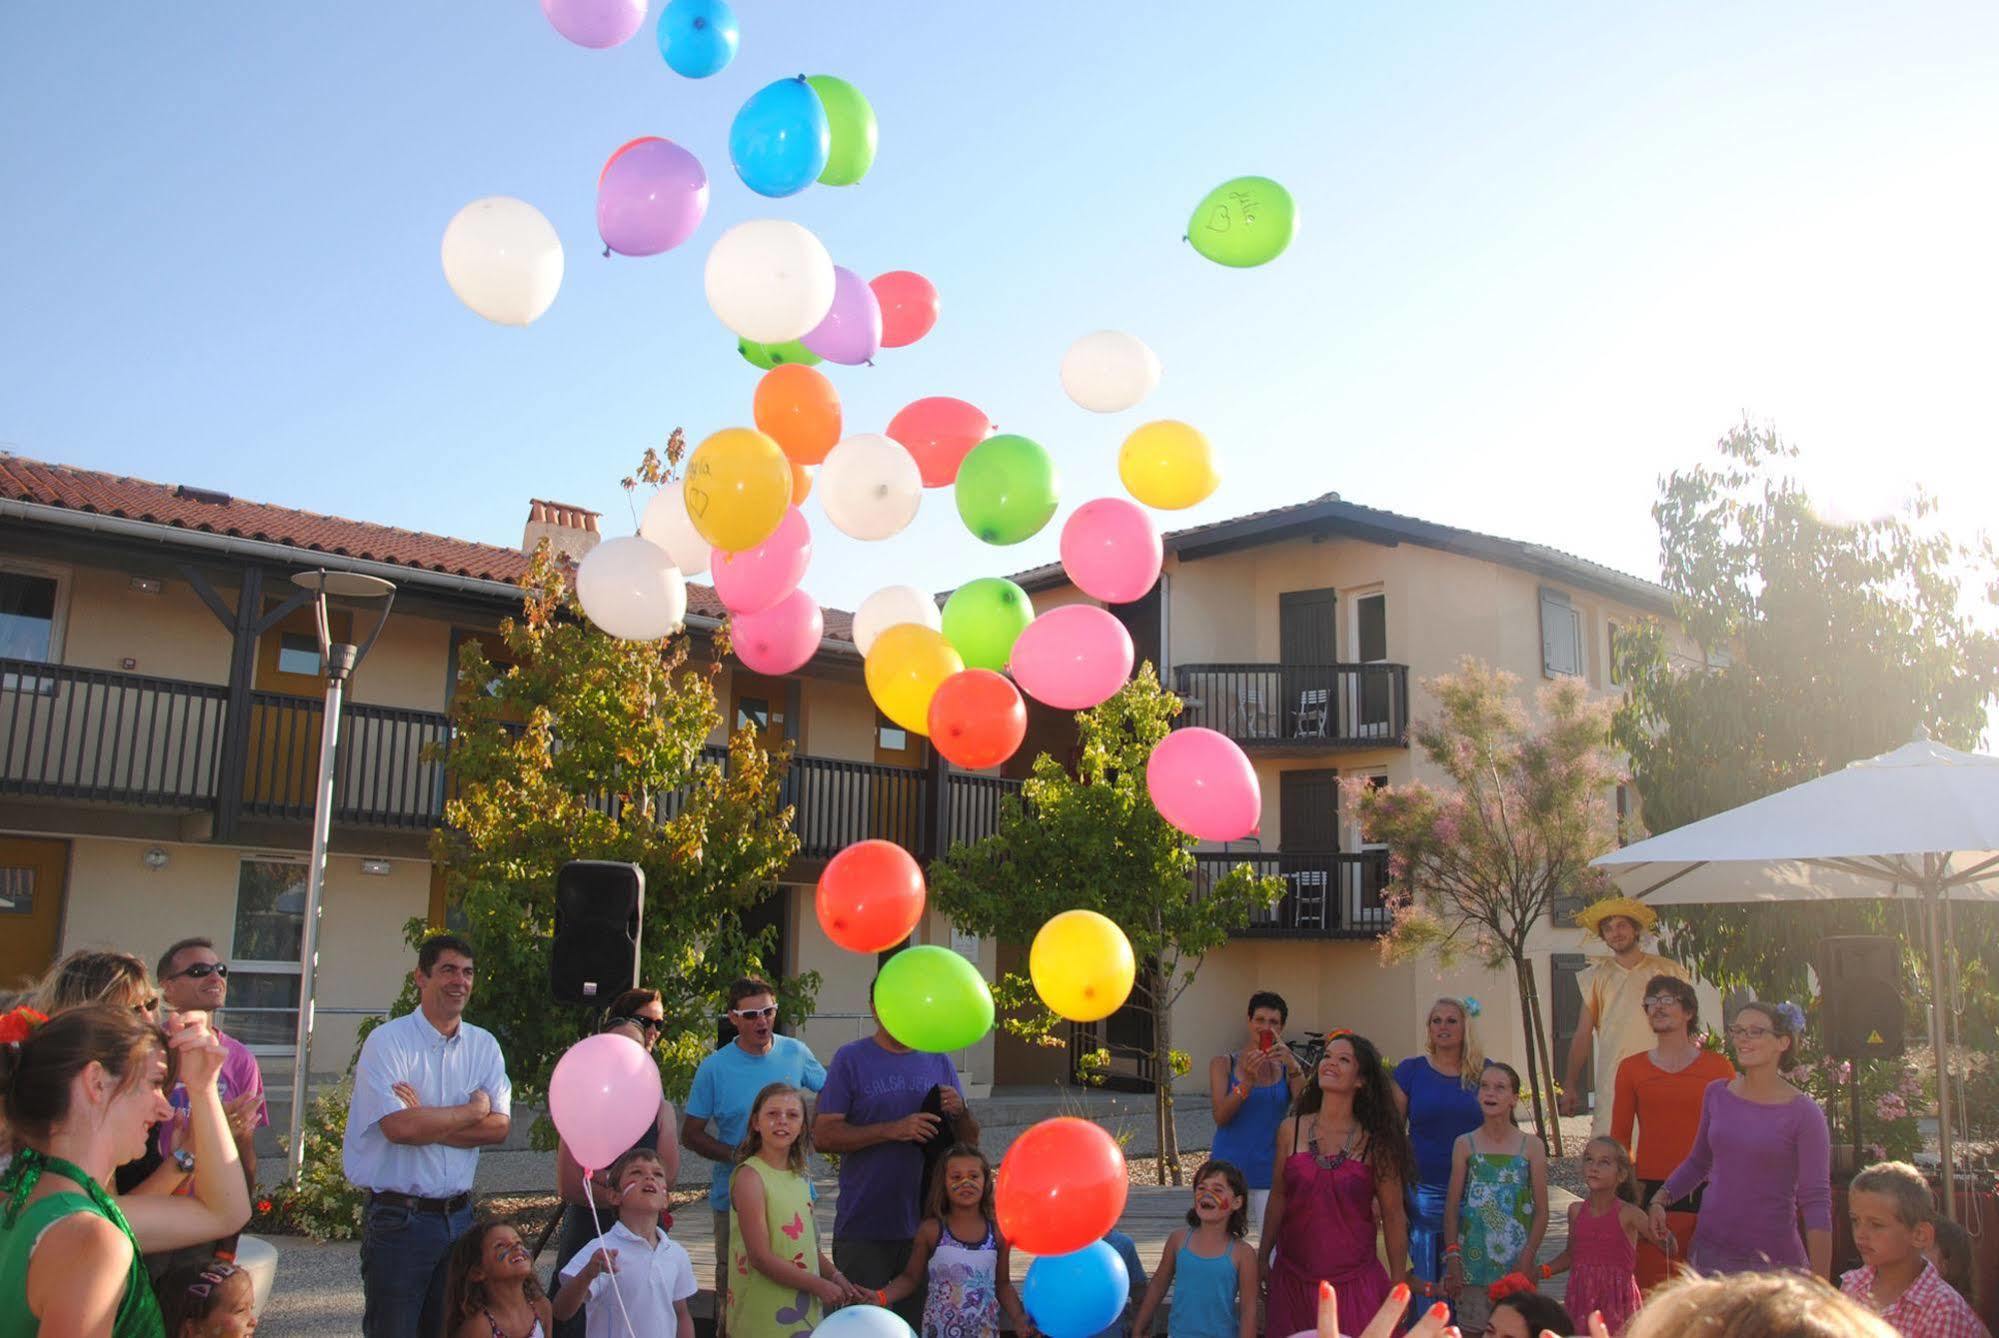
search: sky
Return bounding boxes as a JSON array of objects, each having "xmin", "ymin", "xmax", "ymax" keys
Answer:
[{"xmin": 3, "ymin": 5, "xmax": 1997, "ymax": 613}]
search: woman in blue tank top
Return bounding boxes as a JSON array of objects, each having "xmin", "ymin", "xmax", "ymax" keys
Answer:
[
  {"xmin": 1206, "ymin": 992, "xmax": 1306, "ymax": 1235},
  {"xmin": 1389, "ymin": 997, "xmax": 1486, "ymax": 1316}
]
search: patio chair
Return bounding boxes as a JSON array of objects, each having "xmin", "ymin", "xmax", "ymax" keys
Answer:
[
  {"xmin": 1235, "ymin": 683, "xmax": 1271, "ymax": 738},
  {"xmin": 1289, "ymin": 869, "xmax": 1329, "ymax": 928},
  {"xmin": 1292, "ymin": 687, "xmax": 1330, "ymax": 738}
]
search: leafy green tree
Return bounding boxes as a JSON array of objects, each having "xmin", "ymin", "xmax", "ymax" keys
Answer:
[{"xmin": 929, "ymin": 668, "xmax": 1282, "ymax": 1184}]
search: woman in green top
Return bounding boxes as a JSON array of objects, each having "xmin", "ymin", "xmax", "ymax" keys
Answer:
[
  {"xmin": 0, "ymin": 1002, "xmax": 251, "ymax": 1336},
  {"xmin": 728, "ymin": 1082, "xmax": 868, "ymax": 1338}
]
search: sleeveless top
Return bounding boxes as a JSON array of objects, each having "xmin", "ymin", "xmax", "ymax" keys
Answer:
[
  {"xmin": 922, "ymin": 1217, "xmax": 999, "ymax": 1338},
  {"xmin": 1209, "ymin": 1055, "xmax": 1290, "ymax": 1190},
  {"xmin": 1458, "ymin": 1131, "xmax": 1534, "ymax": 1286},
  {"xmin": 1264, "ymin": 1115, "xmax": 1391, "ymax": 1336},
  {"xmin": 481, "ymin": 1309, "xmax": 547, "ymax": 1338},
  {"xmin": 1168, "ymin": 1239, "xmax": 1241, "ymax": 1338},
  {"xmin": 0, "ymin": 1148, "xmax": 163, "ymax": 1337},
  {"xmin": 727, "ymin": 1157, "xmax": 824, "ymax": 1338}
]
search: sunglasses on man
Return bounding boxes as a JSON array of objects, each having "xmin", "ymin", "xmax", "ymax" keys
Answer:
[
  {"xmin": 165, "ymin": 962, "xmax": 229, "ymax": 982},
  {"xmin": 729, "ymin": 1004, "xmax": 778, "ymax": 1021}
]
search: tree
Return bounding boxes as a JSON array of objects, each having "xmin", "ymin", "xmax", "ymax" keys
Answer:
[
  {"xmin": 928, "ymin": 667, "xmax": 1283, "ymax": 1185},
  {"xmin": 1347, "ymin": 658, "xmax": 1624, "ymax": 1156}
]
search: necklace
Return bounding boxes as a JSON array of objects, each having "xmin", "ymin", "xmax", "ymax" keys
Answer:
[{"xmin": 1309, "ymin": 1116, "xmax": 1359, "ymax": 1171}]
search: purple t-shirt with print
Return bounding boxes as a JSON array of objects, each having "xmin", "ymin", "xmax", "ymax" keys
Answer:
[
  {"xmin": 817, "ymin": 1035, "xmax": 961, "ymax": 1241},
  {"xmin": 156, "ymin": 1028, "xmax": 268, "ymax": 1158}
]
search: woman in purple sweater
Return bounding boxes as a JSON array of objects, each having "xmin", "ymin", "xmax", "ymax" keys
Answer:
[{"xmin": 1650, "ymin": 1000, "xmax": 1832, "ymax": 1277}]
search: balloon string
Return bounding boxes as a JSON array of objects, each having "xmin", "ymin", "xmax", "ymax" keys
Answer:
[{"xmin": 581, "ymin": 1167, "xmax": 643, "ymax": 1338}]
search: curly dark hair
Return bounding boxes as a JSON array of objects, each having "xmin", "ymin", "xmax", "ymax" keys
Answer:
[
  {"xmin": 1290, "ymin": 1031, "xmax": 1415, "ymax": 1186},
  {"xmin": 442, "ymin": 1218, "xmax": 545, "ymax": 1324},
  {"xmin": 1494, "ymin": 1292, "xmax": 1575, "ymax": 1336}
]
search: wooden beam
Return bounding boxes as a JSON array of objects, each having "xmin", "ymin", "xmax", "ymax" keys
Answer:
[{"xmin": 178, "ymin": 564, "xmax": 237, "ymax": 632}]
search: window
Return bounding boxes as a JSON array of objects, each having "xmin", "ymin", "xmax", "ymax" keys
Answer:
[
  {"xmin": 0, "ymin": 865, "xmax": 34, "ymax": 916},
  {"xmin": 229, "ymin": 858, "xmax": 307, "ymax": 1051},
  {"xmin": 1539, "ymin": 587, "xmax": 1582, "ymax": 678},
  {"xmin": 1606, "ymin": 620, "xmax": 1623, "ymax": 686},
  {"xmin": 736, "ymin": 697, "xmax": 770, "ymax": 733},
  {"xmin": 0, "ymin": 567, "xmax": 65, "ymax": 691},
  {"xmin": 878, "ymin": 722, "xmax": 908, "ymax": 752},
  {"xmin": 1356, "ymin": 594, "xmax": 1387, "ymax": 663},
  {"xmin": 276, "ymin": 632, "xmax": 321, "ymax": 677}
]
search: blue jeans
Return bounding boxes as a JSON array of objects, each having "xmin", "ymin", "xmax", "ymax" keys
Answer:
[{"xmin": 360, "ymin": 1197, "xmax": 474, "ymax": 1338}]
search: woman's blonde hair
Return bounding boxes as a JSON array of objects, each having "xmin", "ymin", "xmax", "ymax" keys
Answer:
[
  {"xmin": 1624, "ymin": 1271, "xmax": 1898, "ymax": 1338},
  {"xmin": 34, "ymin": 950, "xmax": 153, "ymax": 1014},
  {"xmin": 1424, "ymin": 997, "xmax": 1484, "ymax": 1090}
]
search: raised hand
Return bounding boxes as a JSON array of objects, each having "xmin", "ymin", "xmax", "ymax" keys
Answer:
[
  {"xmin": 1319, "ymin": 1279, "xmax": 1456, "ymax": 1338},
  {"xmin": 165, "ymin": 1011, "xmax": 225, "ymax": 1091},
  {"xmin": 224, "ymin": 1091, "xmax": 262, "ymax": 1140}
]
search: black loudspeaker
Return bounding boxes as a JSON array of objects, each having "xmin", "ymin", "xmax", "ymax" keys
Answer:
[
  {"xmin": 1818, "ymin": 935, "xmax": 1904, "ymax": 1059},
  {"xmin": 550, "ymin": 861, "xmax": 644, "ymax": 1006}
]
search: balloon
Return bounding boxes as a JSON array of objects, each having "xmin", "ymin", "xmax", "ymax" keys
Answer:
[
  {"xmin": 996, "ymin": 1118, "xmax": 1128, "ymax": 1257},
  {"xmin": 705, "ymin": 219, "xmax": 836, "ymax": 344},
  {"xmin": 852, "ymin": 585, "xmax": 941, "ymax": 657},
  {"xmin": 730, "ymin": 77, "xmax": 830, "ymax": 198},
  {"xmin": 1059, "ymin": 499, "xmax": 1163, "ymax": 604},
  {"xmin": 815, "ymin": 840, "xmax": 925, "ymax": 953},
  {"xmin": 754, "ymin": 365, "xmax": 842, "ymax": 465},
  {"xmin": 639, "ymin": 480, "xmax": 711, "ymax": 578},
  {"xmin": 819, "ymin": 434, "xmax": 923, "ymax": 542},
  {"xmin": 790, "ymin": 462, "xmax": 814, "ymax": 504},
  {"xmin": 1029, "ymin": 910, "xmax": 1135, "ymax": 1023},
  {"xmin": 1060, "ymin": 331, "xmax": 1161, "ymax": 414},
  {"xmin": 874, "ymin": 945, "xmax": 993, "ymax": 1052},
  {"xmin": 812, "ymin": 1308, "xmax": 916, "ymax": 1338},
  {"xmin": 941, "ymin": 577, "xmax": 1034, "ymax": 672},
  {"xmin": 1023, "ymin": 1242, "xmax": 1131, "ymax": 1338},
  {"xmin": 806, "ymin": 75, "xmax": 878, "ymax": 186},
  {"xmin": 1188, "ymin": 175, "xmax": 1297, "ymax": 268},
  {"xmin": 927, "ymin": 669, "xmax": 1026, "ymax": 771},
  {"xmin": 1146, "ymin": 727, "xmax": 1261, "ymax": 842},
  {"xmin": 800, "ymin": 265, "xmax": 882, "ymax": 367},
  {"xmin": 683, "ymin": 428, "xmax": 793, "ymax": 552},
  {"xmin": 738, "ymin": 337, "xmax": 822, "ymax": 370},
  {"xmin": 548, "ymin": 1033, "xmax": 664, "ymax": 1172},
  {"xmin": 955, "ymin": 434, "xmax": 1060, "ymax": 546},
  {"xmin": 541, "ymin": 0, "xmax": 645, "ymax": 48},
  {"xmin": 710, "ymin": 507, "xmax": 811, "ymax": 614},
  {"xmin": 865, "ymin": 624, "xmax": 962, "ymax": 735},
  {"xmin": 871, "ymin": 271, "xmax": 939, "ymax": 348},
  {"xmin": 886, "ymin": 397, "xmax": 990, "ymax": 488},
  {"xmin": 440, "ymin": 197, "xmax": 563, "ymax": 328},
  {"xmin": 1118, "ymin": 420, "xmax": 1218, "ymax": 511},
  {"xmin": 731, "ymin": 588, "xmax": 823, "ymax": 675},
  {"xmin": 596, "ymin": 137, "xmax": 708, "ymax": 257},
  {"xmin": 575, "ymin": 536, "xmax": 687, "ymax": 642},
  {"xmin": 656, "ymin": 0, "xmax": 737, "ymax": 77},
  {"xmin": 1008, "ymin": 605, "xmax": 1134, "ymax": 711}
]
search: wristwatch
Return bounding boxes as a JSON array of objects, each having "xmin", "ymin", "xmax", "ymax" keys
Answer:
[{"xmin": 173, "ymin": 1149, "xmax": 196, "ymax": 1174}]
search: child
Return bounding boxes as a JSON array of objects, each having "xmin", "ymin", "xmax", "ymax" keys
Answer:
[
  {"xmin": 156, "ymin": 1258, "xmax": 258, "ymax": 1337},
  {"xmin": 1838, "ymin": 1160, "xmax": 1988, "ymax": 1338},
  {"xmin": 555, "ymin": 1148, "xmax": 693, "ymax": 1338},
  {"xmin": 727, "ymin": 1082, "xmax": 868, "ymax": 1338},
  {"xmin": 1443, "ymin": 1062, "xmax": 1548, "ymax": 1337},
  {"xmin": 1094, "ymin": 1229, "xmax": 1149, "ymax": 1338},
  {"xmin": 1927, "ymin": 1218, "xmax": 1978, "ymax": 1313},
  {"xmin": 882, "ymin": 1142, "xmax": 1030, "ymax": 1338},
  {"xmin": 448, "ymin": 1218, "xmax": 555, "ymax": 1338},
  {"xmin": 1539, "ymin": 1137, "xmax": 1645, "ymax": 1334},
  {"xmin": 1132, "ymin": 1159, "xmax": 1258, "ymax": 1338},
  {"xmin": 1486, "ymin": 1291, "xmax": 1575, "ymax": 1338}
]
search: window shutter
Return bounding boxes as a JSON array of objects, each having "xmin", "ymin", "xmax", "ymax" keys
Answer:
[{"xmin": 1539, "ymin": 588, "xmax": 1581, "ymax": 677}]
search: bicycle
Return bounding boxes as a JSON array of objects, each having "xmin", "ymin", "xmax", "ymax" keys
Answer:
[{"xmin": 1287, "ymin": 1030, "xmax": 1328, "ymax": 1071}]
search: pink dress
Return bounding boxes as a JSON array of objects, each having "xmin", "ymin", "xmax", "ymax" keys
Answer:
[
  {"xmin": 1564, "ymin": 1200, "xmax": 1643, "ymax": 1334},
  {"xmin": 1266, "ymin": 1116, "xmax": 1391, "ymax": 1335}
]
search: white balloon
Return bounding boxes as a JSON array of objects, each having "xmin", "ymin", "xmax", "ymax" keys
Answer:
[
  {"xmin": 576, "ymin": 536, "xmax": 687, "ymax": 642},
  {"xmin": 852, "ymin": 585, "xmax": 942, "ymax": 657},
  {"xmin": 703, "ymin": 219, "xmax": 836, "ymax": 344},
  {"xmin": 819, "ymin": 433, "xmax": 923, "ymax": 542},
  {"xmin": 1060, "ymin": 330, "xmax": 1161, "ymax": 413},
  {"xmin": 441, "ymin": 197, "xmax": 564, "ymax": 327},
  {"xmin": 639, "ymin": 481, "xmax": 712, "ymax": 577}
]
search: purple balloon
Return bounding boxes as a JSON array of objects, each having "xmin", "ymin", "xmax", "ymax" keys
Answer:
[
  {"xmin": 801, "ymin": 265, "xmax": 883, "ymax": 366},
  {"xmin": 597, "ymin": 137, "xmax": 709, "ymax": 257},
  {"xmin": 542, "ymin": 0, "xmax": 646, "ymax": 48}
]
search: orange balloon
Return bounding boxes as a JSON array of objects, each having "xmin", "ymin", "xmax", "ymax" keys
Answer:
[
  {"xmin": 995, "ymin": 1117, "xmax": 1129, "ymax": 1256},
  {"xmin": 789, "ymin": 461, "xmax": 814, "ymax": 503},
  {"xmin": 755, "ymin": 364, "xmax": 843, "ymax": 465},
  {"xmin": 815, "ymin": 839, "xmax": 926, "ymax": 953},
  {"xmin": 927, "ymin": 669, "xmax": 1027, "ymax": 770}
]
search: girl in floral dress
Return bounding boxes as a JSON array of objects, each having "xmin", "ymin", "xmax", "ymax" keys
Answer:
[
  {"xmin": 1442, "ymin": 1063, "xmax": 1548, "ymax": 1336},
  {"xmin": 882, "ymin": 1144, "xmax": 1029, "ymax": 1338}
]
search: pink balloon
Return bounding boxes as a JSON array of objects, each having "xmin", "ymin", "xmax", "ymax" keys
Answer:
[
  {"xmin": 711, "ymin": 507, "xmax": 812, "ymax": 615},
  {"xmin": 801, "ymin": 265, "xmax": 882, "ymax": 366},
  {"xmin": 597, "ymin": 137, "xmax": 709, "ymax": 257},
  {"xmin": 871, "ymin": 270, "xmax": 940, "ymax": 348},
  {"xmin": 541, "ymin": 0, "xmax": 645, "ymax": 48},
  {"xmin": 549, "ymin": 1033, "xmax": 662, "ymax": 1172},
  {"xmin": 1147, "ymin": 727, "xmax": 1262, "ymax": 842},
  {"xmin": 733, "ymin": 588, "xmax": 824, "ymax": 675},
  {"xmin": 1007, "ymin": 604, "xmax": 1134, "ymax": 711},
  {"xmin": 1059, "ymin": 498, "xmax": 1163, "ymax": 605}
]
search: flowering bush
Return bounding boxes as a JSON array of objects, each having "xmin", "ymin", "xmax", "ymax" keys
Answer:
[
  {"xmin": 1797, "ymin": 1052, "xmax": 1927, "ymax": 1165},
  {"xmin": 255, "ymin": 1080, "xmax": 368, "ymax": 1240}
]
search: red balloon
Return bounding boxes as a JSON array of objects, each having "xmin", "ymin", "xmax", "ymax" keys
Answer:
[
  {"xmin": 886, "ymin": 397, "xmax": 991, "ymax": 488},
  {"xmin": 815, "ymin": 840, "xmax": 926, "ymax": 953},
  {"xmin": 927, "ymin": 670, "xmax": 1027, "ymax": 771},
  {"xmin": 995, "ymin": 1117, "xmax": 1128, "ymax": 1255},
  {"xmin": 871, "ymin": 270, "xmax": 940, "ymax": 348}
]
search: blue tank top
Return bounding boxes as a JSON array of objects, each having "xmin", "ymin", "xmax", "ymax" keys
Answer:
[
  {"xmin": 1209, "ymin": 1055, "xmax": 1289, "ymax": 1190},
  {"xmin": 1394, "ymin": 1056, "xmax": 1484, "ymax": 1189},
  {"xmin": 1169, "ymin": 1239, "xmax": 1241, "ymax": 1338}
]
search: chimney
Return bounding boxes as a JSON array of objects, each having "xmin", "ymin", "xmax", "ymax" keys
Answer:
[{"xmin": 523, "ymin": 499, "xmax": 602, "ymax": 563}]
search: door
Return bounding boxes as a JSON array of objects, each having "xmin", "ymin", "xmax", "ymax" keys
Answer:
[
  {"xmin": 871, "ymin": 711, "xmax": 925, "ymax": 845},
  {"xmin": 1353, "ymin": 592, "xmax": 1391, "ymax": 736},
  {"xmin": 1550, "ymin": 953, "xmax": 1592, "ymax": 1112},
  {"xmin": 0, "ymin": 837, "xmax": 68, "ymax": 994},
  {"xmin": 1111, "ymin": 582, "xmax": 1164, "ymax": 680},
  {"xmin": 1279, "ymin": 769, "xmax": 1338, "ymax": 930},
  {"xmin": 245, "ymin": 604, "xmax": 350, "ymax": 812},
  {"xmin": 717, "ymin": 886, "xmax": 793, "ymax": 1047},
  {"xmin": 1278, "ymin": 589, "xmax": 1337, "ymax": 741},
  {"xmin": 729, "ymin": 671, "xmax": 789, "ymax": 751}
]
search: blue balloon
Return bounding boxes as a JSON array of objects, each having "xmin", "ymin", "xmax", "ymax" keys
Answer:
[
  {"xmin": 729, "ymin": 77, "xmax": 830, "ymax": 198},
  {"xmin": 812, "ymin": 1306, "xmax": 915, "ymax": 1338},
  {"xmin": 1023, "ymin": 1241, "xmax": 1130, "ymax": 1338},
  {"xmin": 657, "ymin": 0, "xmax": 738, "ymax": 78}
]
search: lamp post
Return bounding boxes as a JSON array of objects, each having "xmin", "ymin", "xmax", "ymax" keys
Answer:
[{"xmin": 286, "ymin": 568, "xmax": 396, "ymax": 1182}]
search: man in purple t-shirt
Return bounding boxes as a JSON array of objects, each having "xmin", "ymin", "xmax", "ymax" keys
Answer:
[
  {"xmin": 812, "ymin": 986, "xmax": 981, "ymax": 1328},
  {"xmin": 157, "ymin": 937, "xmax": 268, "ymax": 1190}
]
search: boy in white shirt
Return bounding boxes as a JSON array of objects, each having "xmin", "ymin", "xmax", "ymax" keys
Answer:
[{"xmin": 555, "ymin": 1148, "xmax": 697, "ymax": 1338}]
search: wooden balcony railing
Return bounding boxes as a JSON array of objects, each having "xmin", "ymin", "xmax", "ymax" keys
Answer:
[
  {"xmin": 0, "ymin": 658, "xmax": 227, "ymax": 808},
  {"xmin": 1193, "ymin": 849, "xmax": 1393, "ymax": 939},
  {"xmin": 1173, "ymin": 663, "xmax": 1409, "ymax": 747}
]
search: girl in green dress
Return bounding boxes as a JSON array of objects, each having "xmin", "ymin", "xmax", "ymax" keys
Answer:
[
  {"xmin": 1441, "ymin": 1062, "xmax": 1548, "ymax": 1337},
  {"xmin": 728, "ymin": 1082, "xmax": 868, "ymax": 1338}
]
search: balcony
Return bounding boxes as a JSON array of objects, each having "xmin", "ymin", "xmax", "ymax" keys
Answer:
[
  {"xmin": 1173, "ymin": 662, "xmax": 1409, "ymax": 749},
  {"xmin": 1193, "ymin": 849, "xmax": 1392, "ymax": 939}
]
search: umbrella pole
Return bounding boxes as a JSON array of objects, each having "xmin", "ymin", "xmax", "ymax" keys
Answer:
[{"xmin": 1926, "ymin": 885, "xmax": 1958, "ymax": 1224}]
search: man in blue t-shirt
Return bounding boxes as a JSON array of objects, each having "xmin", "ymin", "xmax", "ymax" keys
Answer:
[{"xmin": 680, "ymin": 975, "xmax": 826, "ymax": 1336}]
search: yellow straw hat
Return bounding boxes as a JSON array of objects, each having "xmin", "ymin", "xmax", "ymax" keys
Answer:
[{"xmin": 1574, "ymin": 895, "xmax": 1658, "ymax": 938}]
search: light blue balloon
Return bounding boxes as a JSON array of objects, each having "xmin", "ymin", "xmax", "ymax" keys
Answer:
[
  {"xmin": 812, "ymin": 1306, "xmax": 916, "ymax": 1338},
  {"xmin": 1023, "ymin": 1242, "xmax": 1130, "ymax": 1338},
  {"xmin": 657, "ymin": 0, "xmax": 738, "ymax": 79},
  {"xmin": 729, "ymin": 77, "xmax": 830, "ymax": 198}
]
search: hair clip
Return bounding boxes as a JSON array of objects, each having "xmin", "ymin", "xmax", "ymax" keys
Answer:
[{"xmin": 0, "ymin": 1006, "xmax": 48, "ymax": 1045}]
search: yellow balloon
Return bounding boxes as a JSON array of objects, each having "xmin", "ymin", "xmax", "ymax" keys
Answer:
[
  {"xmin": 865, "ymin": 624, "xmax": 964, "ymax": 735},
  {"xmin": 1118, "ymin": 420, "xmax": 1218, "ymax": 511},
  {"xmin": 1030, "ymin": 909, "xmax": 1136, "ymax": 1022},
  {"xmin": 684, "ymin": 428, "xmax": 794, "ymax": 552}
]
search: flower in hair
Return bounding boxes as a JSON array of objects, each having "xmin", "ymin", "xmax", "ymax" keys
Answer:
[
  {"xmin": 0, "ymin": 1006, "xmax": 47, "ymax": 1046},
  {"xmin": 1461, "ymin": 997, "xmax": 1482, "ymax": 1018},
  {"xmin": 1775, "ymin": 1000, "xmax": 1807, "ymax": 1034},
  {"xmin": 1488, "ymin": 1271, "xmax": 1536, "ymax": 1303}
]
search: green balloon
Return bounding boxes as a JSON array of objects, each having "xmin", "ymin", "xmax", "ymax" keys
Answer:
[
  {"xmin": 807, "ymin": 75, "xmax": 878, "ymax": 187},
  {"xmin": 942, "ymin": 577, "xmax": 1035, "ymax": 671},
  {"xmin": 738, "ymin": 337, "xmax": 822, "ymax": 370},
  {"xmin": 955, "ymin": 434, "xmax": 1059, "ymax": 546},
  {"xmin": 1187, "ymin": 175, "xmax": 1296, "ymax": 268},
  {"xmin": 875, "ymin": 945, "xmax": 994, "ymax": 1053}
]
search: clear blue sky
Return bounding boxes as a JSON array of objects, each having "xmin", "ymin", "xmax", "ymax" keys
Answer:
[{"xmin": 4, "ymin": 5, "xmax": 1996, "ymax": 611}]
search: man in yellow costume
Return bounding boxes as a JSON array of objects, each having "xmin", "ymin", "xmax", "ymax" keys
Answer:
[{"xmin": 1559, "ymin": 897, "xmax": 1691, "ymax": 1136}]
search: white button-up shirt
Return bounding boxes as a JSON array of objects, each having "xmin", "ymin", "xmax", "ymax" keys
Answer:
[
  {"xmin": 342, "ymin": 1008, "xmax": 511, "ymax": 1197},
  {"xmin": 558, "ymin": 1218, "xmax": 696, "ymax": 1338}
]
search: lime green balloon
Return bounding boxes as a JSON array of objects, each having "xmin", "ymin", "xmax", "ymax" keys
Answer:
[
  {"xmin": 875, "ymin": 945, "xmax": 994, "ymax": 1052},
  {"xmin": 807, "ymin": 75, "xmax": 877, "ymax": 187},
  {"xmin": 955, "ymin": 434, "xmax": 1059, "ymax": 546},
  {"xmin": 942, "ymin": 577, "xmax": 1035, "ymax": 671},
  {"xmin": 1187, "ymin": 176, "xmax": 1296, "ymax": 268},
  {"xmin": 738, "ymin": 337, "xmax": 822, "ymax": 370}
]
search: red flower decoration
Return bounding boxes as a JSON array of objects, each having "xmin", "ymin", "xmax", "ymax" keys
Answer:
[
  {"xmin": 1488, "ymin": 1271, "xmax": 1536, "ymax": 1303},
  {"xmin": 257, "ymin": 1199, "xmax": 274, "ymax": 1214},
  {"xmin": 0, "ymin": 1006, "xmax": 48, "ymax": 1045}
]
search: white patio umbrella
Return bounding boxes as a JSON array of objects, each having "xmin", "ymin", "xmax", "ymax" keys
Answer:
[{"xmin": 1590, "ymin": 735, "xmax": 1999, "ymax": 1222}]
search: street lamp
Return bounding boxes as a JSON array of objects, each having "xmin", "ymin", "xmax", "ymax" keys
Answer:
[{"xmin": 286, "ymin": 568, "xmax": 396, "ymax": 1181}]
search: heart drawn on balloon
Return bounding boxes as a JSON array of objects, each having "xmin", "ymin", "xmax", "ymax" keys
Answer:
[{"xmin": 1205, "ymin": 206, "xmax": 1232, "ymax": 233}]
